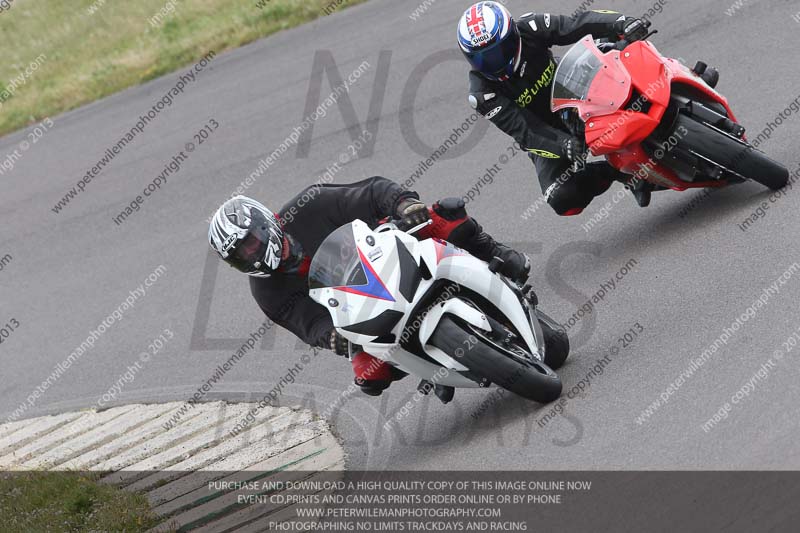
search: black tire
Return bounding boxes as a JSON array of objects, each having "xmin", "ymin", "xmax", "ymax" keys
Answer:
[
  {"xmin": 540, "ymin": 318, "xmax": 570, "ymax": 370},
  {"xmin": 429, "ymin": 315, "xmax": 562, "ymax": 403},
  {"xmin": 673, "ymin": 113, "xmax": 788, "ymax": 190}
]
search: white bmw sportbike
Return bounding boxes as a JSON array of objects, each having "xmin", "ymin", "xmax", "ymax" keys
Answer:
[{"xmin": 308, "ymin": 219, "xmax": 569, "ymax": 403}]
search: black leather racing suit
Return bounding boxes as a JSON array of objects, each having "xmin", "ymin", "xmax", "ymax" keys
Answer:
[{"xmin": 468, "ymin": 10, "xmax": 631, "ymax": 216}]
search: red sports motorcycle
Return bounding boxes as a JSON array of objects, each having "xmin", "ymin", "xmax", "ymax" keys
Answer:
[{"xmin": 551, "ymin": 30, "xmax": 789, "ymax": 206}]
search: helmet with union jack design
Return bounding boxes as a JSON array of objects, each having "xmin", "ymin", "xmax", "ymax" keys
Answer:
[{"xmin": 457, "ymin": 1, "xmax": 521, "ymax": 82}]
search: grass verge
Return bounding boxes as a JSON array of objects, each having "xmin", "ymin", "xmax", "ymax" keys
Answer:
[
  {"xmin": 0, "ymin": 471, "xmax": 162, "ymax": 531},
  {"xmin": 0, "ymin": 0, "xmax": 367, "ymax": 137}
]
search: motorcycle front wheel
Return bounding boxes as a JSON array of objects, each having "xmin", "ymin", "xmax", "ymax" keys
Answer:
[
  {"xmin": 429, "ymin": 315, "xmax": 562, "ymax": 403},
  {"xmin": 671, "ymin": 112, "xmax": 789, "ymax": 190}
]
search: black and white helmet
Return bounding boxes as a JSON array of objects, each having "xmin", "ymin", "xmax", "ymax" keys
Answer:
[{"xmin": 208, "ymin": 196, "xmax": 283, "ymax": 277}]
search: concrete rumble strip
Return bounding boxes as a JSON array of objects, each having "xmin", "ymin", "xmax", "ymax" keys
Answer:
[{"xmin": 0, "ymin": 401, "xmax": 345, "ymax": 531}]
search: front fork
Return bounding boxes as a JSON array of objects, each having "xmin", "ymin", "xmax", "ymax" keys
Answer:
[{"xmin": 515, "ymin": 284, "xmax": 548, "ymax": 363}]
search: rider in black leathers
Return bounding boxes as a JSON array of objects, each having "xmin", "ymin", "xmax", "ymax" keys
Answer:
[
  {"xmin": 209, "ymin": 177, "xmax": 530, "ymax": 396},
  {"xmin": 460, "ymin": 6, "xmax": 658, "ymax": 214}
]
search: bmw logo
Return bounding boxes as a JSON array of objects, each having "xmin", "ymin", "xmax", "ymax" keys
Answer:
[
  {"xmin": 328, "ymin": 298, "xmax": 339, "ymax": 307},
  {"xmin": 366, "ymin": 236, "xmax": 375, "ymax": 246}
]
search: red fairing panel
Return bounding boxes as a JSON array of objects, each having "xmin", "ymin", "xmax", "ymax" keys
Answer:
[
  {"xmin": 588, "ymin": 41, "xmax": 670, "ymax": 155},
  {"xmin": 551, "ymin": 37, "xmax": 741, "ymax": 191}
]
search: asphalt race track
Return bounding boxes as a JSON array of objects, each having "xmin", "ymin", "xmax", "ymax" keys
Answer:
[{"xmin": 2, "ymin": 0, "xmax": 800, "ymax": 472}]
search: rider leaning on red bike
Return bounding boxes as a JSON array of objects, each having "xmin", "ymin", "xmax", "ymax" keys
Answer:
[{"xmin": 457, "ymin": 2, "xmax": 718, "ymax": 214}]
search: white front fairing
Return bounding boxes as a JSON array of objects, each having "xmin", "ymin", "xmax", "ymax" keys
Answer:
[{"xmin": 308, "ymin": 220, "xmax": 542, "ymax": 389}]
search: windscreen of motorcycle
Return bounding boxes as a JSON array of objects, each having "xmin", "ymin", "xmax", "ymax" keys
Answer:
[
  {"xmin": 308, "ymin": 223, "xmax": 367, "ymax": 290},
  {"xmin": 551, "ymin": 35, "xmax": 632, "ymax": 120},
  {"xmin": 553, "ymin": 43, "xmax": 602, "ymax": 101}
]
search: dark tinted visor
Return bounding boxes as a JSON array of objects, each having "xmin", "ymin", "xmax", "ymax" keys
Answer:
[
  {"xmin": 465, "ymin": 26, "xmax": 520, "ymax": 78},
  {"xmin": 227, "ymin": 223, "xmax": 273, "ymax": 274}
]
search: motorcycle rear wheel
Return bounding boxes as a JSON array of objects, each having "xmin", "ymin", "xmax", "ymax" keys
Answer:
[{"xmin": 429, "ymin": 315, "xmax": 562, "ymax": 403}]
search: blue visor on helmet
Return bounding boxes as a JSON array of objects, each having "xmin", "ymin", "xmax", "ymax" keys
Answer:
[{"xmin": 463, "ymin": 24, "xmax": 521, "ymax": 81}]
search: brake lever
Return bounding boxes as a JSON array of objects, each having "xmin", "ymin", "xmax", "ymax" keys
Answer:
[
  {"xmin": 403, "ymin": 219, "xmax": 433, "ymax": 235},
  {"xmin": 642, "ymin": 29, "xmax": 658, "ymax": 40}
]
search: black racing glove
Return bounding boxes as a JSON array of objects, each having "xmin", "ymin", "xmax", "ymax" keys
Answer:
[
  {"xmin": 327, "ymin": 330, "xmax": 350, "ymax": 356},
  {"xmin": 561, "ymin": 136, "xmax": 587, "ymax": 163},
  {"xmin": 616, "ymin": 17, "xmax": 650, "ymax": 42},
  {"xmin": 395, "ymin": 198, "xmax": 431, "ymax": 231}
]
